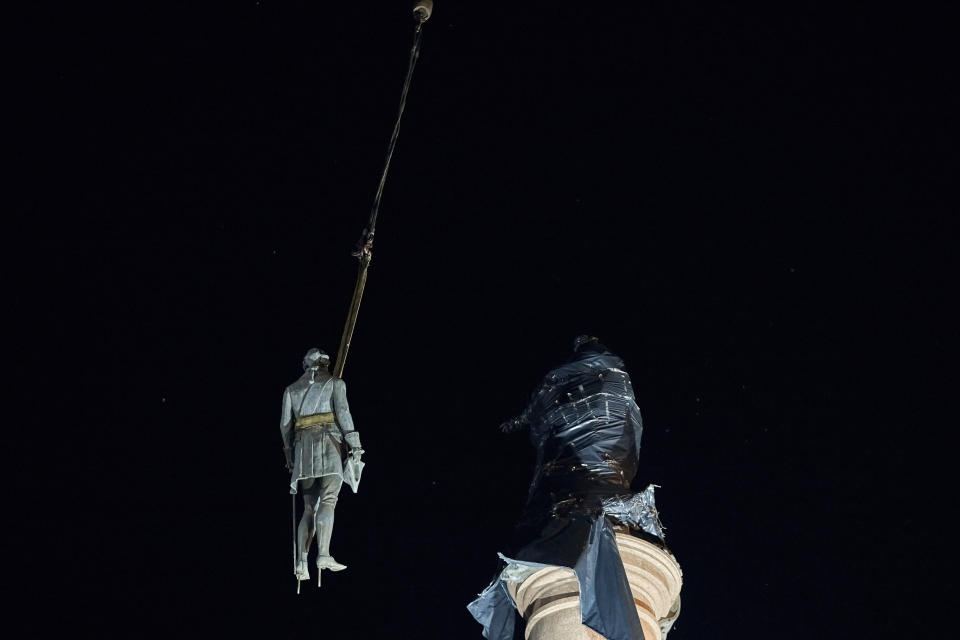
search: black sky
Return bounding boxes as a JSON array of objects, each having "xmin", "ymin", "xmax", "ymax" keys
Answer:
[{"xmin": 9, "ymin": 1, "xmax": 950, "ymax": 638}]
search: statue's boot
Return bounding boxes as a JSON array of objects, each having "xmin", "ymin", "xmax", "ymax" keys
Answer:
[
  {"xmin": 295, "ymin": 552, "xmax": 311, "ymax": 580},
  {"xmin": 315, "ymin": 502, "xmax": 345, "ymax": 571},
  {"xmin": 317, "ymin": 555, "xmax": 347, "ymax": 572}
]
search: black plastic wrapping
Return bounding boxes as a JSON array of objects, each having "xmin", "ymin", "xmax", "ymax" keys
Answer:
[
  {"xmin": 469, "ymin": 343, "xmax": 649, "ymax": 640},
  {"xmin": 508, "ymin": 343, "xmax": 642, "ymax": 561}
]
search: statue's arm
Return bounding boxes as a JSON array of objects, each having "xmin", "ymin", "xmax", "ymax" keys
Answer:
[
  {"xmin": 280, "ymin": 388, "xmax": 294, "ymax": 467},
  {"xmin": 333, "ymin": 379, "xmax": 363, "ymax": 454},
  {"xmin": 501, "ymin": 377, "xmax": 548, "ymax": 433}
]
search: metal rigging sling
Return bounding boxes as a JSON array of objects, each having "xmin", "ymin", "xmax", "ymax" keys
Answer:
[{"xmin": 333, "ymin": 1, "xmax": 433, "ymax": 379}]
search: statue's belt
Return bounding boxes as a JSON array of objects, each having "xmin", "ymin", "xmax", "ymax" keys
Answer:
[{"xmin": 295, "ymin": 412, "xmax": 337, "ymax": 431}]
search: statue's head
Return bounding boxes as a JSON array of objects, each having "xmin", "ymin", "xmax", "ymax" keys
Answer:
[
  {"xmin": 572, "ymin": 335, "xmax": 600, "ymax": 352},
  {"xmin": 302, "ymin": 348, "xmax": 330, "ymax": 371}
]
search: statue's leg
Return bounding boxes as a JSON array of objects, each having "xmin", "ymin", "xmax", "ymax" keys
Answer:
[
  {"xmin": 297, "ymin": 478, "xmax": 320, "ymax": 560},
  {"xmin": 316, "ymin": 475, "xmax": 342, "ymax": 558}
]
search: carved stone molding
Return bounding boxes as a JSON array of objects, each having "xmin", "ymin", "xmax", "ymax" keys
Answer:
[{"xmin": 506, "ymin": 532, "xmax": 682, "ymax": 640}]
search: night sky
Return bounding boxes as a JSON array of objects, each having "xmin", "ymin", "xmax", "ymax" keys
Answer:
[{"xmin": 10, "ymin": 2, "xmax": 948, "ymax": 638}]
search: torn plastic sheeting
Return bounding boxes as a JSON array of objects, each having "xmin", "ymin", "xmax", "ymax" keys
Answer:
[
  {"xmin": 467, "ymin": 579, "xmax": 519, "ymax": 640},
  {"xmin": 602, "ymin": 484, "xmax": 666, "ymax": 540},
  {"xmin": 466, "ymin": 517, "xmax": 644, "ymax": 640}
]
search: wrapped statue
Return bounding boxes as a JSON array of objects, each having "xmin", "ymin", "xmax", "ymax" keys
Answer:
[
  {"xmin": 469, "ymin": 336, "xmax": 669, "ymax": 640},
  {"xmin": 280, "ymin": 348, "xmax": 365, "ymax": 582}
]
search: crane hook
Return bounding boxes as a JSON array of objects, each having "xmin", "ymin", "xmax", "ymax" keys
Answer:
[{"xmin": 413, "ymin": 1, "xmax": 433, "ymax": 23}]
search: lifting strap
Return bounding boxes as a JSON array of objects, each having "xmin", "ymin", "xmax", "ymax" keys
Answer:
[{"xmin": 332, "ymin": 18, "xmax": 427, "ymax": 379}]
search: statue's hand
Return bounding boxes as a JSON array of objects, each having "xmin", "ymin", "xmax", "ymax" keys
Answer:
[
  {"xmin": 283, "ymin": 447, "xmax": 294, "ymax": 471},
  {"xmin": 349, "ymin": 448, "xmax": 365, "ymax": 460},
  {"xmin": 499, "ymin": 417, "xmax": 523, "ymax": 434}
]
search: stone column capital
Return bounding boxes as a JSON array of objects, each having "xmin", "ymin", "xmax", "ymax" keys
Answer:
[{"xmin": 506, "ymin": 530, "xmax": 682, "ymax": 640}]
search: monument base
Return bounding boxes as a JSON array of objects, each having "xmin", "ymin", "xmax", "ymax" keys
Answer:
[{"xmin": 506, "ymin": 532, "xmax": 682, "ymax": 640}]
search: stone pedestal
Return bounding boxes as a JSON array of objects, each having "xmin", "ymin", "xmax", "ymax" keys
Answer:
[
  {"xmin": 615, "ymin": 532, "xmax": 682, "ymax": 639},
  {"xmin": 507, "ymin": 532, "xmax": 682, "ymax": 640}
]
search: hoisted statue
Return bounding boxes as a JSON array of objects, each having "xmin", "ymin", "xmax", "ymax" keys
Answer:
[{"xmin": 281, "ymin": 348, "xmax": 364, "ymax": 581}]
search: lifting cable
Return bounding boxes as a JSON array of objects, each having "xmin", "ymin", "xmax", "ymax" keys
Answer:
[{"xmin": 332, "ymin": 1, "xmax": 433, "ymax": 379}]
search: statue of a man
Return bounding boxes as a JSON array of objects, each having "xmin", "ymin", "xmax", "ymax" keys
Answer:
[
  {"xmin": 280, "ymin": 348, "xmax": 364, "ymax": 580},
  {"xmin": 499, "ymin": 335, "xmax": 644, "ymax": 553},
  {"xmin": 468, "ymin": 336, "xmax": 649, "ymax": 640}
]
